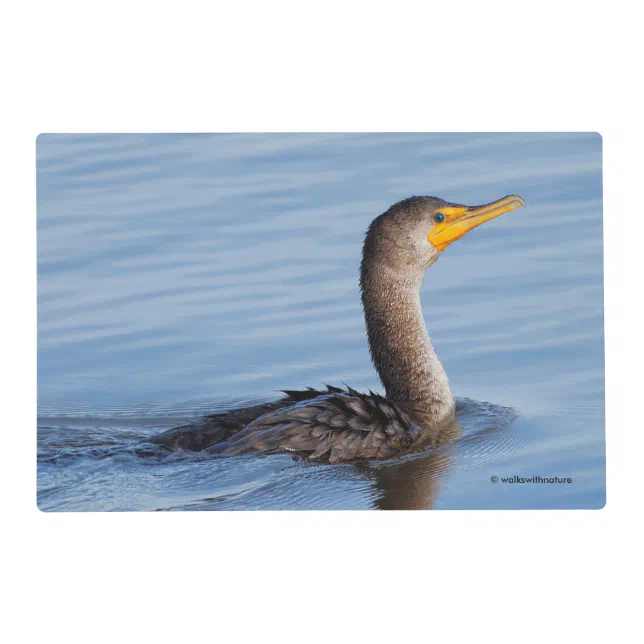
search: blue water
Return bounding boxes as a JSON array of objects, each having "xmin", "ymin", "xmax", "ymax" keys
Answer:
[{"xmin": 37, "ymin": 133, "xmax": 605, "ymax": 510}]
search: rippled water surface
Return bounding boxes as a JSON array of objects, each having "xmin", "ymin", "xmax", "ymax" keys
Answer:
[{"xmin": 37, "ymin": 133, "xmax": 605, "ymax": 510}]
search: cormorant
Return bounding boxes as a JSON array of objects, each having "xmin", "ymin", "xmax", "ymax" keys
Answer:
[{"xmin": 151, "ymin": 194, "xmax": 525, "ymax": 462}]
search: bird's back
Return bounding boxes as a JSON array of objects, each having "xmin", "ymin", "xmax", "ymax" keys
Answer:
[{"xmin": 148, "ymin": 385, "xmax": 421, "ymax": 462}]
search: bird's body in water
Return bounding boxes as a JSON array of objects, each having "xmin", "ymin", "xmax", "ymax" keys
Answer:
[{"xmin": 151, "ymin": 194, "xmax": 525, "ymax": 462}]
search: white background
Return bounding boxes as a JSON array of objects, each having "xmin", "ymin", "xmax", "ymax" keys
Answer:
[{"xmin": 2, "ymin": 1, "xmax": 642, "ymax": 642}]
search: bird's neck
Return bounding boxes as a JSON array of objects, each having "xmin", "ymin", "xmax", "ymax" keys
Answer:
[{"xmin": 361, "ymin": 264, "xmax": 455, "ymax": 426}]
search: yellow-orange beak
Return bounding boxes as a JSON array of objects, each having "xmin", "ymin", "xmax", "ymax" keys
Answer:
[{"xmin": 427, "ymin": 195, "xmax": 525, "ymax": 251}]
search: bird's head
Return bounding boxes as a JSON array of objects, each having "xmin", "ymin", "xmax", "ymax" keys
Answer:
[{"xmin": 362, "ymin": 194, "xmax": 525, "ymax": 277}]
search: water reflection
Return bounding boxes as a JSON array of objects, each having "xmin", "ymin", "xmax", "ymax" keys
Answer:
[{"xmin": 361, "ymin": 419, "xmax": 462, "ymax": 510}]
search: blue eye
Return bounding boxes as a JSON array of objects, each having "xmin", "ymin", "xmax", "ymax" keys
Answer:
[{"xmin": 434, "ymin": 212, "xmax": 445, "ymax": 223}]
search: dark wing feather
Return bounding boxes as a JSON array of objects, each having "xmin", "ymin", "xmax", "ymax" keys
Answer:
[
  {"xmin": 279, "ymin": 384, "xmax": 343, "ymax": 402},
  {"xmin": 148, "ymin": 399, "xmax": 293, "ymax": 451},
  {"xmin": 148, "ymin": 385, "xmax": 420, "ymax": 462},
  {"xmin": 149, "ymin": 387, "xmax": 342, "ymax": 451},
  {"xmin": 217, "ymin": 390, "xmax": 421, "ymax": 463}
]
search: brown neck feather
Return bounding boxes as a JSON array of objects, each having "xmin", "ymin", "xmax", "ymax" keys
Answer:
[{"xmin": 360, "ymin": 260, "xmax": 455, "ymax": 426}]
